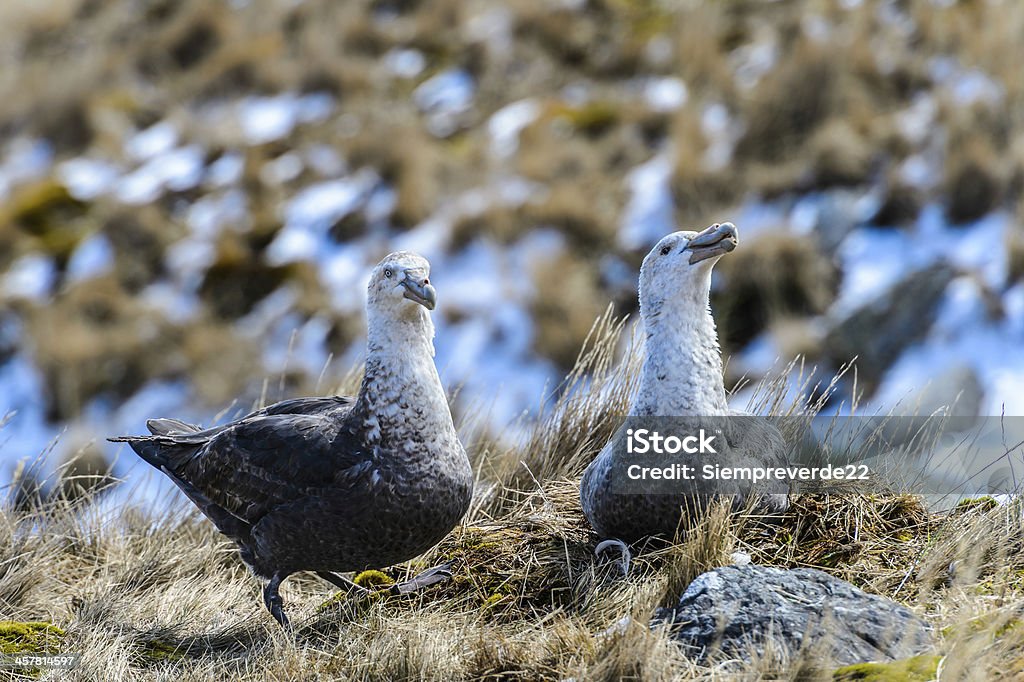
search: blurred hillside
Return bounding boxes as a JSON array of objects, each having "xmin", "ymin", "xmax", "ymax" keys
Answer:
[{"xmin": 1, "ymin": 0, "xmax": 1023, "ymax": 485}]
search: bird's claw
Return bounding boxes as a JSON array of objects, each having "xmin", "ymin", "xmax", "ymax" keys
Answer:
[
  {"xmin": 595, "ymin": 539, "xmax": 632, "ymax": 577},
  {"xmin": 270, "ymin": 601, "xmax": 290, "ymax": 629}
]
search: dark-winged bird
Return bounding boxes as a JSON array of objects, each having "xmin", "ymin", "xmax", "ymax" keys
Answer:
[{"xmin": 111, "ymin": 252, "xmax": 473, "ymax": 627}]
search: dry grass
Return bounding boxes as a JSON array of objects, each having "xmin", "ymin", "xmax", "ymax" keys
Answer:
[{"xmin": 2, "ymin": 314, "xmax": 1024, "ymax": 680}]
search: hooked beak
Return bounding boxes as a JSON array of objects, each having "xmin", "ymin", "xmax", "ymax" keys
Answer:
[
  {"xmin": 687, "ymin": 222, "xmax": 738, "ymax": 264},
  {"xmin": 402, "ymin": 276, "xmax": 437, "ymax": 310}
]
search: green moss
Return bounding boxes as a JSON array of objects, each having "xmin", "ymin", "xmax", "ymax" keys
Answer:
[
  {"xmin": 0, "ymin": 621, "xmax": 66, "ymax": 655},
  {"xmin": 955, "ymin": 496, "xmax": 998, "ymax": 512},
  {"xmin": 317, "ymin": 569, "xmax": 397, "ymax": 610},
  {"xmin": 353, "ymin": 570, "xmax": 395, "ymax": 589},
  {"xmin": 3, "ymin": 179, "xmax": 79, "ymax": 225},
  {"xmin": 437, "ymin": 530, "xmax": 521, "ymax": 602},
  {"xmin": 548, "ymin": 102, "xmax": 620, "ymax": 136},
  {"xmin": 832, "ymin": 655, "xmax": 941, "ymax": 681},
  {"xmin": 942, "ymin": 614, "xmax": 1020, "ymax": 639},
  {"xmin": 318, "ymin": 572, "xmax": 396, "ymax": 613},
  {"xmin": 0, "ymin": 178, "xmax": 89, "ymax": 258},
  {"xmin": 482, "ymin": 593, "xmax": 506, "ymax": 609},
  {"xmin": 317, "ymin": 591, "xmax": 352, "ymax": 612},
  {"xmin": 142, "ymin": 639, "xmax": 184, "ymax": 662},
  {"xmin": 610, "ymin": 0, "xmax": 673, "ymax": 42},
  {"xmin": 481, "ymin": 582, "xmax": 515, "ymax": 610}
]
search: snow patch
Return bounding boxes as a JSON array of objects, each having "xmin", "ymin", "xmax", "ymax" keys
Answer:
[
  {"xmin": 383, "ymin": 48, "xmax": 426, "ymax": 78},
  {"xmin": 66, "ymin": 234, "xmax": 115, "ymax": 283},
  {"xmin": 489, "ymin": 99, "xmax": 541, "ymax": 159},
  {"xmin": 644, "ymin": 77, "xmax": 688, "ymax": 112},
  {"xmin": 116, "ymin": 145, "xmax": 205, "ymax": 204},
  {"xmin": 237, "ymin": 92, "xmax": 335, "ymax": 145},
  {"xmin": 58, "ymin": 158, "xmax": 121, "ymax": 200},
  {"xmin": 260, "ymin": 152, "xmax": 304, "ymax": 185},
  {"xmin": 0, "ymin": 354, "xmax": 53, "ymax": 464},
  {"xmin": 414, "ymin": 70, "xmax": 475, "ymax": 137},
  {"xmin": 701, "ymin": 103, "xmax": 737, "ymax": 171},
  {"xmin": 126, "ymin": 121, "xmax": 178, "ymax": 162},
  {"xmin": 0, "ymin": 138, "xmax": 54, "ymax": 199},
  {"xmin": 187, "ymin": 189, "xmax": 250, "ymax": 238},
  {"xmin": 620, "ymin": 150, "xmax": 675, "ymax": 250},
  {"xmin": 1, "ymin": 254, "xmax": 55, "ymax": 301},
  {"xmin": 205, "ymin": 152, "xmax": 245, "ymax": 187}
]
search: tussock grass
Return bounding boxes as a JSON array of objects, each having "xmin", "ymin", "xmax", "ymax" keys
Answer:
[{"xmin": 3, "ymin": 313, "xmax": 1024, "ymax": 680}]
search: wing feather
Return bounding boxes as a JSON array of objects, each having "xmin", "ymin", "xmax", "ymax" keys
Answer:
[
  {"xmin": 175, "ymin": 411, "xmax": 373, "ymax": 526},
  {"xmin": 112, "ymin": 395, "xmax": 371, "ymax": 530}
]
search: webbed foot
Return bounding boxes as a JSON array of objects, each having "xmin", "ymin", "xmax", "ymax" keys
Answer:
[{"xmin": 391, "ymin": 562, "xmax": 453, "ymax": 594}]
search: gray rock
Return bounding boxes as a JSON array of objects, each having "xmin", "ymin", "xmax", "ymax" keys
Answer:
[
  {"xmin": 865, "ymin": 363, "xmax": 983, "ymax": 458},
  {"xmin": 906, "ymin": 363, "xmax": 983, "ymax": 420},
  {"xmin": 825, "ymin": 263, "xmax": 955, "ymax": 392},
  {"xmin": 808, "ymin": 189, "xmax": 877, "ymax": 256},
  {"xmin": 653, "ymin": 565, "xmax": 933, "ymax": 667}
]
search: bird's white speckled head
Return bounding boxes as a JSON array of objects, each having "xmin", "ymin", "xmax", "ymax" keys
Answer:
[
  {"xmin": 365, "ymin": 251, "xmax": 438, "ymax": 357},
  {"xmin": 639, "ymin": 223, "xmax": 738, "ymax": 318},
  {"xmin": 367, "ymin": 251, "xmax": 436, "ymax": 316}
]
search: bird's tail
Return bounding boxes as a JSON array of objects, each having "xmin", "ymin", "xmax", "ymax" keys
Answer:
[
  {"xmin": 109, "ymin": 421, "xmax": 253, "ymax": 544},
  {"xmin": 107, "ymin": 435, "xmax": 177, "ymax": 471},
  {"xmin": 108, "ymin": 419, "xmax": 205, "ymax": 470}
]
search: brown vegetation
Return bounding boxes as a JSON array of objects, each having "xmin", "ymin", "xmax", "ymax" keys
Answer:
[
  {"xmin": 943, "ymin": 136, "xmax": 1006, "ymax": 226},
  {"xmin": 714, "ymin": 230, "xmax": 839, "ymax": 353},
  {"xmin": 529, "ymin": 252, "xmax": 607, "ymax": 371}
]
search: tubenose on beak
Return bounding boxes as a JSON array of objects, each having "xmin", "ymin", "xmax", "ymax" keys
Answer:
[
  {"xmin": 687, "ymin": 222, "xmax": 738, "ymax": 264},
  {"xmin": 402, "ymin": 276, "xmax": 437, "ymax": 310}
]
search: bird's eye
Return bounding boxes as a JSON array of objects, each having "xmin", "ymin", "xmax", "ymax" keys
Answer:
[
  {"xmin": 660, "ymin": 245, "xmax": 672, "ymax": 256},
  {"xmin": 385, "ymin": 269, "xmax": 393, "ymax": 278}
]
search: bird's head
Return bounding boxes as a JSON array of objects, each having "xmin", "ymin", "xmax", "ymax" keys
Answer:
[
  {"xmin": 367, "ymin": 251, "xmax": 437, "ymax": 317},
  {"xmin": 639, "ymin": 222, "xmax": 738, "ymax": 314}
]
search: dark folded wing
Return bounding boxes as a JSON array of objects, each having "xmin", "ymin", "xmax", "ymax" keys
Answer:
[
  {"xmin": 111, "ymin": 395, "xmax": 368, "ymax": 533},
  {"xmin": 172, "ymin": 411, "xmax": 374, "ymax": 527}
]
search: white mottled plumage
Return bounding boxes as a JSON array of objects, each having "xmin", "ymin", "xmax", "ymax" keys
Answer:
[
  {"xmin": 358, "ymin": 252, "xmax": 457, "ymax": 453},
  {"xmin": 581, "ymin": 223, "xmax": 789, "ymax": 547}
]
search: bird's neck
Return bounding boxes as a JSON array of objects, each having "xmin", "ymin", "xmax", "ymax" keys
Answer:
[
  {"xmin": 365, "ymin": 305, "xmax": 436, "ymax": 359},
  {"xmin": 633, "ymin": 279, "xmax": 728, "ymax": 416},
  {"xmin": 357, "ymin": 308, "xmax": 455, "ymax": 438}
]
